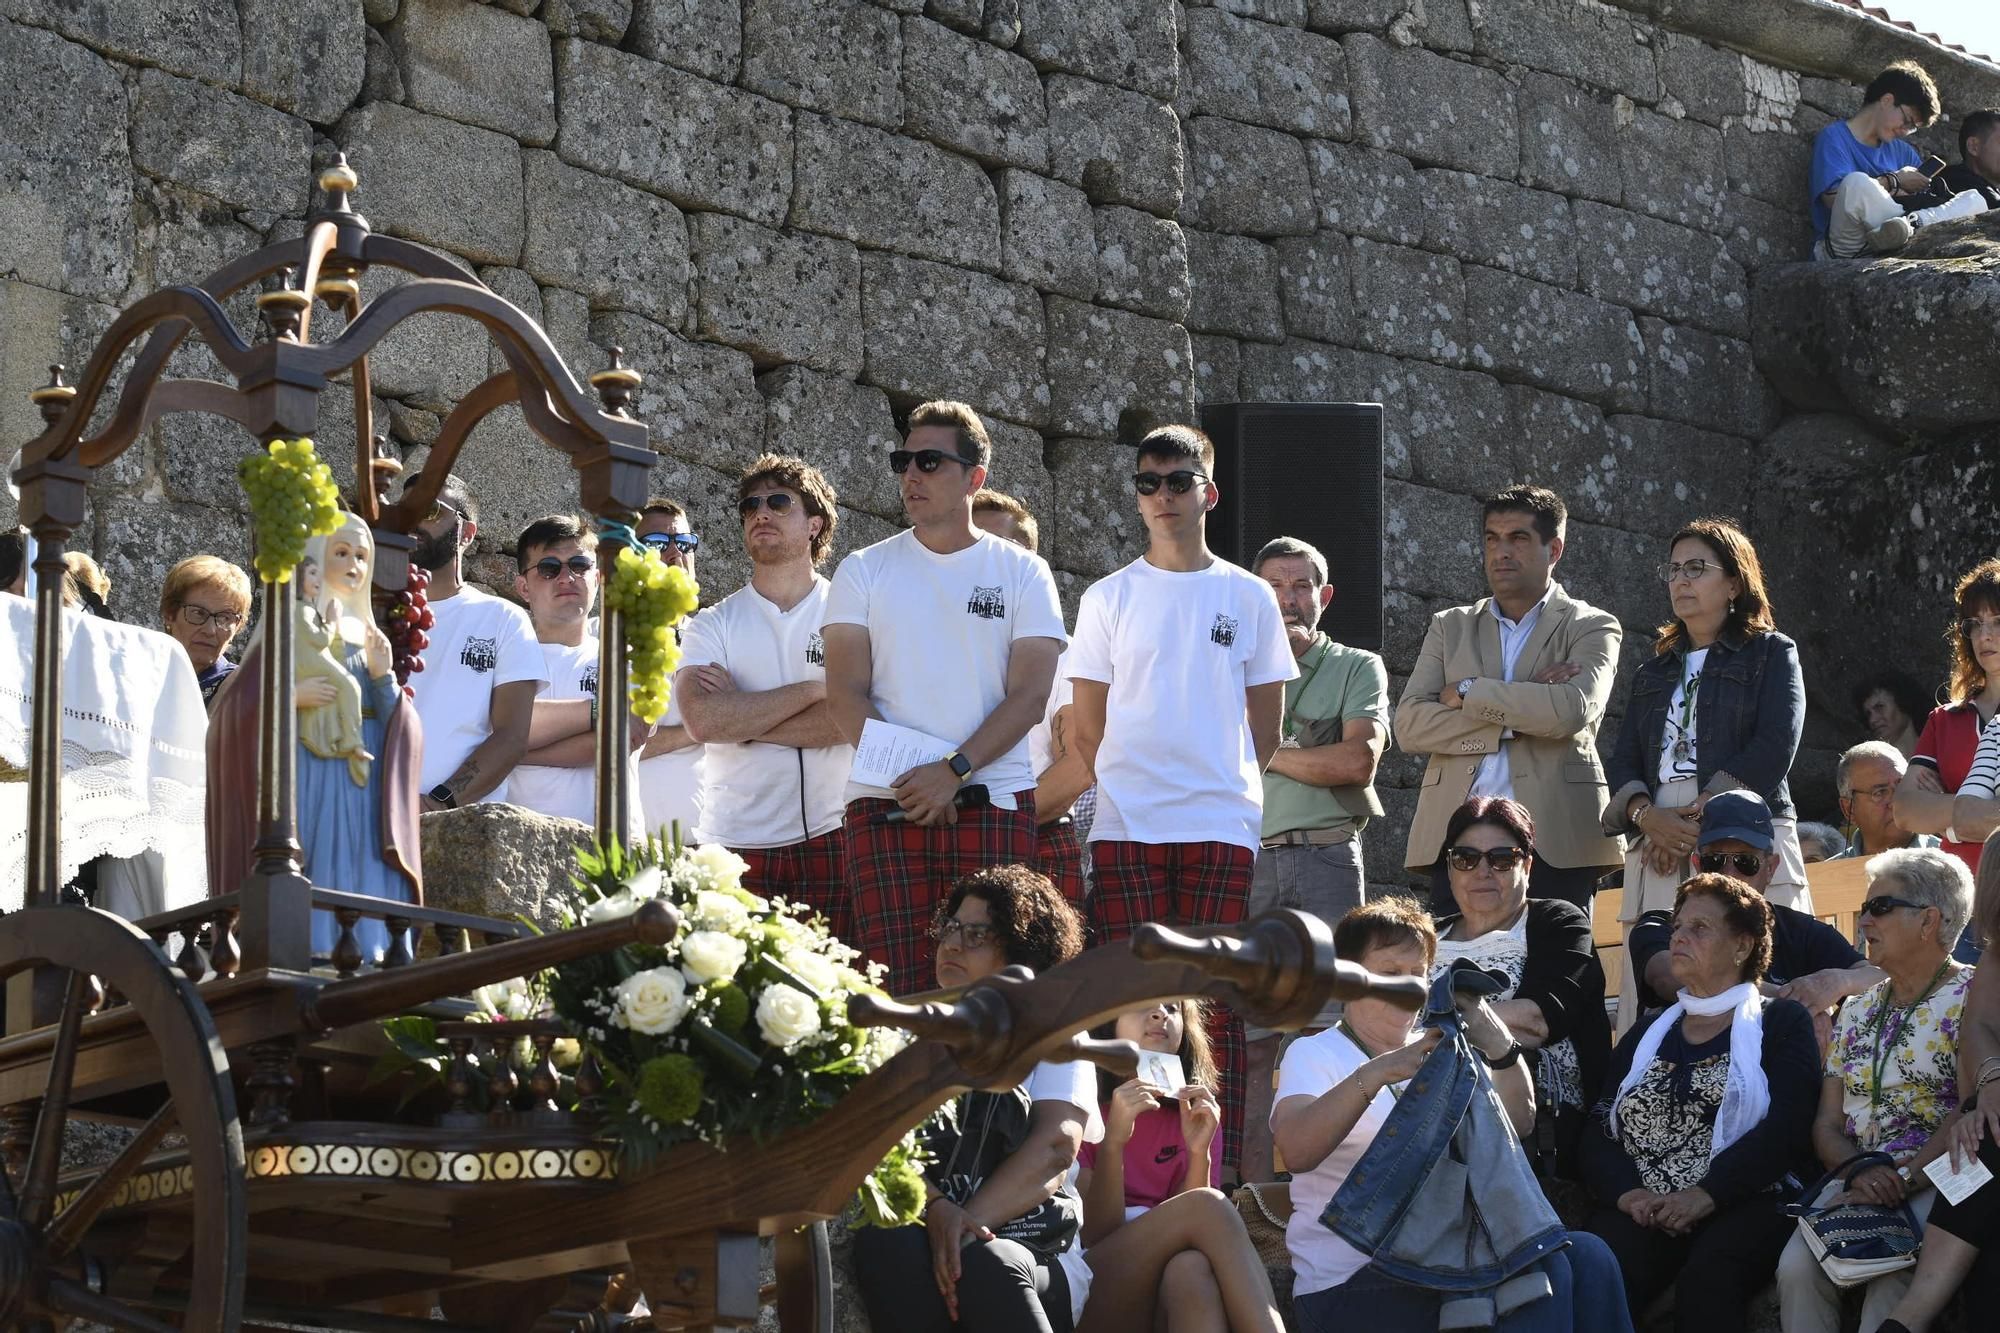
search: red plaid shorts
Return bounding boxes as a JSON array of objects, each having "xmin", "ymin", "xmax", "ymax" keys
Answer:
[
  {"xmin": 735, "ymin": 827, "xmax": 848, "ymax": 945},
  {"xmin": 1034, "ymin": 818, "xmax": 1087, "ymax": 907},
  {"xmin": 843, "ymin": 793, "xmax": 1037, "ymax": 998}
]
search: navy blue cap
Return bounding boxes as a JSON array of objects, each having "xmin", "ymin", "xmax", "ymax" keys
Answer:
[{"xmin": 1698, "ymin": 790, "xmax": 1775, "ymax": 851}]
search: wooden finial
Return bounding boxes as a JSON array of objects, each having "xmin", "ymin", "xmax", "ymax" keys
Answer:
[
  {"xmin": 29, "ymin": 364, "xmax": 75, "ymax": 426},
  {"xmin": 318, "ymin": 152, "xmax": 359, "ymax": 208},
  {"xmin": 588, "ymin": 345, "xmax": 643, "ymax": 418},
  {"xmin": 257, "ymin": 266, "xmax": 309, "ymax": 341}
]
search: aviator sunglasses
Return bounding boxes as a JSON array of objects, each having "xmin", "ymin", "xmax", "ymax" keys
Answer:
[
  {"xmin": 1697, "ymin": 851, "xmax": 1764, "ymax": 876},
  {"xmin": 738, "ymin": 493, "xmax": 799, "ymax": 517},
  {"xmin": 890, "ymin": 449, "xmax": 978, "ymax": 475},
  {"xmin": 1133, "ymin": 470, "xmax": 1209, "ymax": 496},
  {"xmin": 531, "ymin": 555, "xmax": 594, "ymax": 580}
]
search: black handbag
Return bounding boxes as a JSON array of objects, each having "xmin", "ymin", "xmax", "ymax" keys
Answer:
[
  {"xmin": 923, "ymin": 1088, "xmax": 1081, "ymax": 1257},
  {"xmin": 1782, "ymin": 1151, "xmax": 1922, "ymax": 1288}
]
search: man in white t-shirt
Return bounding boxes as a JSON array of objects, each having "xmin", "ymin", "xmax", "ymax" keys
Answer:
[
  {"xmin": 1067, "ymin": 423, "xmax": 1296, "ymax": 1177},
  {"xmin": 403, "ymin": 473, "xmax": 547, "ymax": 810},
  {"xmin": 823, "ymin": 400, "xmax": 1067, "ymax": 996},
  {"xmin": 630, "ymin": 496, "xmax": 707, "ymax": 845},
  {"xmin": 505, "ymin": 515, "xmax": 646, "ymax": 843},
  {"xmin": 972, "ymin": 488, "xmax": 1092, "ymax": 907},
  {"xmin": 676, "ymin": 456, "xmax": 856, "ymax": 939}
]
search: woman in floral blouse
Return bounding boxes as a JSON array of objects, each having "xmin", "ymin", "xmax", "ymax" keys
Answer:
[{"xmin": 1775, "ymin": 847, "xmax": 1975, "ymax": 1332}]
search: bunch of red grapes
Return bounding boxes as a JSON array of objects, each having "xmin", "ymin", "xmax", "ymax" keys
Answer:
[{"xmin": 386, "ymin": 565, "xmax": 434, "ymax": 691}]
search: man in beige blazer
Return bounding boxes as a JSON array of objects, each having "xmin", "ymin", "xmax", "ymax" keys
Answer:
[{"xmin": 1395, "ymin": 485, "xmax": 1625, "ymax": 912}]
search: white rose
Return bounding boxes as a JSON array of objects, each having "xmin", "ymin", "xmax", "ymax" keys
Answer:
[
  {"xmin": 691, "ymin": 890, "xmax": 751, "ymax": 934},
  {"xmin": 584, "ymin": 891, "xmax": 638, "ymax": 925},
  {"xmin": 627, "ymin": 865, "xmax": 665, "ymax": 900},
  {"xmin": 613, "ymin": 967, "xmax": 689, "ymax": 1036},
  {"xmin": 779, "ymin": 948, "xmax": 841, "ymax": 997},
  {"xmin": 474, "ymin": 976, "xmax": 531, "ymax": 1020},
  {"xmin": 680, "ymin": 930, "xmax": 749, "ymax": 986},
  {"xmin": 755, "ymin": 982, "xmax": 823, "ymax": 1051},
  {"xmin": 686, "ymin": 843, "xmax": 752, "ymax": 893}
]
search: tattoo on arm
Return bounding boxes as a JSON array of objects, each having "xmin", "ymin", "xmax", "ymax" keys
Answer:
[{"xmin": 446, "ymin": 759, "xmax": 481, "ymax": 792}]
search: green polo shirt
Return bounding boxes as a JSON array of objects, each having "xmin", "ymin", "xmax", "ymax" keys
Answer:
[{"xmin": 1261, "ymin": 635, "xmax": 1390, "ymax": 840}]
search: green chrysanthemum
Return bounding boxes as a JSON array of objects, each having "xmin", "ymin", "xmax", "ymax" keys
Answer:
[
  {"xmin": 635, "ymin": 1053, "xmax": 703, "ymax": 1124},
  {"xmin": 707, "ymin": 981, "xmax": 751, "ymax": 1035}
]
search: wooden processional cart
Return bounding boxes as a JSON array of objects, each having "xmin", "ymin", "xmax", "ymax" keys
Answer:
[{"xmin": 0, "ymin": 157, "xmax": 1426, "ymax": 1332}]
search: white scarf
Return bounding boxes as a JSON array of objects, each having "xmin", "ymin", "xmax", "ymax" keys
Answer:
[{"xmin": 1608, "ymin": 982, "xmax": 1770, "ymax": 1161}]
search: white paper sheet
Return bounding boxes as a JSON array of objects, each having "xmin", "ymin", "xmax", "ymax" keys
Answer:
[
  {"xmin": 849, "ymin": 718, "xmax": 956, "ymax": 789},
  {"xmin": 1924, "ymin": 1149, "xmax": 1995, "ymax": 1205}
]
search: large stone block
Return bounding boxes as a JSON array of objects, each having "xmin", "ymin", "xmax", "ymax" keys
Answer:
[
  {"xmin": 1183, "ymin": 8, "xmax": 1350, "ymax": 138},
  {"xmin": 998, "ymin": 170, "xmax": 1097, "ymax": 298},
  {"xmin": 759, "ymin": 365, "xmax": 903, "ymax": 520},
  {"xmin": 1044, "ymin": 296, "xmax": 1194, "ymax": 437},
  {"xmin": 1305, "ymin": 140, "xmax": 1421, "ymax": 246},
  {"xmin": 1516, "ymin": 70, "xmax": 1622, "ymax": 206},
  {"xmin": 419, "ymin": 804, "xmax": 587, "ymax": 932},
  {"xmin": 1638, "ymin": 317, "xmax": 1780, "ymax": 438},
  {"xmin": 1722, "ymin": 122, "xmax": 1812, "ymax": 211},
  {"xmin": 590, "ymin": 311, "xmax": 765, "ymax": 475},
  {"xmin": 0, "ymin": 23, "xmax": 132, "ymax": 302},
  {"xmin": 1383, "ymin": 479, "xmax": 1483, "ymax": 604},
  {"xmin": 1185, "ymin": 230, "xmax": 1283, "ymax": 342},
  {"xmin": 134, "ymin": 183, "xmax": 265, "ymax": 297},
  {"xmin": 1045, "ymin": 75, "xmax": 1182, "ymax": 215},
  {"xmin": 240, "ymin": 0, "xmax": 367, "ymax": 124},
  {"xmin": 1600, "ymin": 415, "xmax": 1755, "ymax": 538},
  {"xmin": 0, "ymin": 0, "xmax": 237, "ymax": 83},
  {"xmin": 1420, "ymin": 170, "xmax": 1576, "ymax": 288},
  {"xmin": 1721, "ymin": 194, "xmax": 1815, "ymax": 274},
  {"xmin": 478, "ymin": 264, "xmax": 544, "ymax": 379},
  {"xmin": 742, "ymin": 0, "xmax": 902, "ymax": 128},
  {"xmin": 1347, "ymin": 35, "xmax": 1517, "ymax": 177},
  {"xmin": 556, "ymin": 40, "xmax": 793, "ymax": 227},
  {"xmin": 1462, "ymin": 264, "xmax": 1644, "ymax": 412},
  {"xmin": 901, "ymin": 17, "xmax": 1047, "ymax": 169},
  {"xmin": 1348, "ymin": 239, "xmax": 1464, "ymax": 366},
  {"xmin": 1183, "ymin": 116, "xmax": 1315, "ymax": 237},
  {"xmin": 1469, "ymin": 0, "xmax": 1657, "ymax": 101},
  {"xmin": 691, "ymin": 213, "xmax": 862, "ymax": 375},
  {"xmin": 1653, "ymin": 30, "xmax": 1750, "ymax": 125},
  {"xmin": 1573, "ymin": 201, "xmax": 1748, "ymax": 338},
  {"xmin": 628, "ymin": 0, "xmax": 741, "ymax": 81},
  {"xmin": 93, "ymin": 496, "xmax": 252, "ymax": 623},
  {"xmin": 1618, "ymin": 109, "xmax": 1728, "ymax": 233},
  {"xmin": 1093, "ymin": 206, "xmax": 1189, "ymax": 322},
  {"xmin": 1014, "ymin": 0, "xmax": 1178, "ymax": 100},
  {"xmin": 1271, "ymin": 232, "xmax": 1350, "ymax": 346},
  {"xmin": 542, "ymin": 0, "xmax": 634, "ymax": 41},
  {"xmin": 390, "ymin": 0, "xmax": 557, "ymax": 145},
  {"xmin": 347, "ymin": 256, "xmax": 494, "ymax": 411},
  {"xmin": 337, "ymin": 101, "xmax": 525, "ymax": 266},
  {"xmin": 1191, "ymin": 333, "xmax": 1242, "ymax": 408},
  {"xmin": 1302, "ymin": 0, "xmax": 1406, "ymax": 33},
  {"xmin": 520, "ymin": 151, "xmax": 689, "ymax": 328},
  {"xmin": 860, "ymin": 253, "xmax": 1050, "ymax": 427},
  {"xmin": 131, "ymin": 72, "xmax": 312, "ymax": 218},
  {"xmin": 984, "ymin": 417, "xmax": 1054, "ymax": 528},
  {"xmin": 1047, "ymin": 437, "xmax": 1146, "ymax": 576},
  {"xmin": 828, "ymin": 505, "xmax": 903, "ymax": 576},
  {"xmin": 1505, "ymin": 384, "xmax": 1614, "ymax": 513},
  {"xmin": 925, "ymin": 0, "xmax": 985, "ymax": 34},
  {"xmin": 0, "ymin": 281, "xmax": 119, "ymax": 522},
  {"xmin": 792, "ymin": 113, "xmax": 1001, "ymax": 272},
  {"xmin": 1552, "ymin": 518, "xmax": 1660, "ymax": 646}
]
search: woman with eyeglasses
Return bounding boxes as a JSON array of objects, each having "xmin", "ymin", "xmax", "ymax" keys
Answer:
[
  {"xmin": 1432, "ymin": 797, "xmax": 1609, "ymax": 1176},
  {"xmin": 1774, "ymin": 847, "xmax": 1974, "ymax": 1331},
  {"xmin": 160, "ymin": 554, "xmax": 253, "ymax": 707},
  {"xmin": 1603, "ymin": 518, "xmax": 1806, "ymax": 1025},
  {"xmin": 1579, "ymin": 874, "xmax": 1820, "ymax": 1333},
  {"xmin": 1894, "ymin": 557, "xmax": 2000, "ymax": 877}
]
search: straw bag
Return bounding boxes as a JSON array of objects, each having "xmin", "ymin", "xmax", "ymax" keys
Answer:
[{"xmin": 1233, "ymin": 1181, "xmax": 1294, "ymax": 1269}]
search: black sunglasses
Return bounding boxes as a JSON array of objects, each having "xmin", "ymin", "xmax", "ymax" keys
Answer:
[
  {"xmin": 1446, "ymin": 846, "xmax": 1527, "ymax": 873},
  {"xmin": 531, "ymin": 555, "xmax": 594, "ymax": 580},
  {"xmin": 1862, "ymin": 895, "xmax": 1930, "ymax": 918},
  {"xmin": 890, "ymin": 449, "xmax": 978, "ymax": 475},
  {"xmin": 1134, "ymin": 470, "xmax": 1209, "ymax": 496},
  {"xmin": 738, "ymin": 493, "xmax": 798, "ymax": 517},
  {"xmin": 639, "ymin": 532, "xmax": 700, "ymax": 554},
  {"xmin": 1698, "ymin": 851, "xmax": 1764, "ymax": 876}
]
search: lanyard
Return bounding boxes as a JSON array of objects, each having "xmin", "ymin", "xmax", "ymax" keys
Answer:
[
  {"xmin": 1340, "ymin": 1021, "xmax": 1406, "ymax": 1100},
  {"xmin": 1866, "ymin": 960, "xmax": 1956, "ymax": 1118},
  {"xmin": 1283, "ymin": 637, "xmax": 1332, "ymax": 739}
]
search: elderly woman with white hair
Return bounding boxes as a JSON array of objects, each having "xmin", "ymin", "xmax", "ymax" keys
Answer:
[{"xmin": 1776, "ymin": 847, "xmax": 1975, "ymax": 1333}]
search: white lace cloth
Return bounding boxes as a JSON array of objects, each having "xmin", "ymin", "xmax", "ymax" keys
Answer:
[{"xmin": 1, "ymin": 592, "xmax": 208, "ymax": 913}]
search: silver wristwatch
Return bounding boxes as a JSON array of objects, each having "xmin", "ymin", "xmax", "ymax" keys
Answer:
[{"xmin": 1456, "ymin": 677, "xmax": 1476, "ymax": 700}]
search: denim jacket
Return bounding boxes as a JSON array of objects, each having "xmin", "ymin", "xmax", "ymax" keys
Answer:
[
  {"xmin": 1320, "ymin": 971, "xmax": 1567, "ymax": 1326},
  {"xmin": 1602, "ymin": 629, "xmax": 1805, "ymax": 828}
]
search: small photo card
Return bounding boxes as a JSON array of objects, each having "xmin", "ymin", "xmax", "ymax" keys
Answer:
[{"xmin": 1136, "ymin": 1050, "xmax": 1186, "ymax": 1095}]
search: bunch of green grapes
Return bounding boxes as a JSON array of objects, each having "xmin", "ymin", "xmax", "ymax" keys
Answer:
[
  {"xmin": 601, "ymin": 545, "xmax": 700, "ymax": 723},
  {"xmin": 239, "ymin": 437, "xmax": 342, "ymax": 583}
]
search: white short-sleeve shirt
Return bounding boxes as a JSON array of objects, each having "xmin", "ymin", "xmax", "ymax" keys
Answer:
[
  {"xmin": 675, "ymin": 577, "xmax": 854, "ymax": 848},
  {"xmin": 1066, "ymin": 557, "xmax": 1296, "ymax": 849},
  {"xmin": 637, "ymin": 690, "xmax": 705, "ymax": 846},
  {"xmin": 506, "ymin": 639, "xmax": 645, "ymax": 844},
  {"xmin": 1274, "ymin": 1027, "xmax": 1401, "ymax": 1297},
  {"xmin": 824, "ymin": 530, "xmax": 1066, "ymax": 805},
  {"xmin": 409, "ymin": 586, "xmax": 548, "ymax": 802}
]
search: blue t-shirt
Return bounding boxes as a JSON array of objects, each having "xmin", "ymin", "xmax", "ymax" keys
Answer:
[{"xmin": 1809, "ymin": 120, "xmax": 1918, "ymax": 239}]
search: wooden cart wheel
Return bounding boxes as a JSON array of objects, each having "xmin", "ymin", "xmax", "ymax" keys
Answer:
[
  {"xmin": 768, "ymin": 1222, "xmax": 832, "ymax": 1333},
  {"xmin": 0, "ymin": 906, "xmax": 246, "ymax": 1333}
]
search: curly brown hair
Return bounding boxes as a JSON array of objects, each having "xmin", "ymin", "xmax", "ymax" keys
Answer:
[
  {"xmin": 940, "ymin": 864, "xmax": 1084, "ymax": 974},
  {"xmin": 737, "ymin": 453, "xmax": 839, "ymax": 565},
  {"xmin": 1653, "ymin": 518, "xmax": 1777, "ymax": 656},
  {"xmin": 1945, "ymin": 557, "xmax": 2000, "ymax": 703},
  {"xmin": 1673, "ymin": 872, "xmax": 1774, "ymax": 984}
]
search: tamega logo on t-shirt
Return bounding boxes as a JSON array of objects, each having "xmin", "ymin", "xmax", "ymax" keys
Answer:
[
  {"xmin": 1209, "ymin": 614, "xmax": 1238, "ymax": 647},
  {"xmin": 805, "ymin": 630, "xmax": 824, "ymax": 665},
  {"xmin": 461, "ymin": 635, "xmax": 497, "ymax": 673},
  {"xmin": 579, "ymin": 663, "xmax": 598, "ymax": 695},
  {"xmin": 966, "ymin": 585, "xmax": 1005, "ymax": 620}
]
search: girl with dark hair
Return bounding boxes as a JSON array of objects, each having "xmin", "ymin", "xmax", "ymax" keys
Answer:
[
  {"xmin": 1895, "ymin": 557, "xmax": 2000, "ymax": 877},
  {"xmin": 1432, "ymin": 797, "xmax": 1610, "ymax": 1173},
  {"xmin": 1602, "ymin": 518, "xmax": 1807, "ymax": 1024}
]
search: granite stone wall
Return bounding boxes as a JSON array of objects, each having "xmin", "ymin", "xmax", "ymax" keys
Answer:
[{"xmin": 4, "ymin": 0, "xmax": 1997, "ymax": 890}]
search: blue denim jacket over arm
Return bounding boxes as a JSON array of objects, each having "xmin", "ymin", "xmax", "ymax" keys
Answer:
[{"xmin": 1602, "ymin": 629, "xmax": 1805, "ymax": 829}]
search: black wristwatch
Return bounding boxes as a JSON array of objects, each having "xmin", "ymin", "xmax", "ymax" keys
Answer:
[
  {"xmin": 945, "ymin": 751, "xmax": 973, "ymax": 781},
  {"xmin": 1482, "ymin": 1041, "xmax": 1525, "ymax": 1071},
  {"xmin": 428, "ymin": 783, "xmax": 459, "ymax": 809}
]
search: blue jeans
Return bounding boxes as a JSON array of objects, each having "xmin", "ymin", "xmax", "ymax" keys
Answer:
[{"xmin": 1293, "ymin": 1232, "xmax": 1633, "ymax": 1333}]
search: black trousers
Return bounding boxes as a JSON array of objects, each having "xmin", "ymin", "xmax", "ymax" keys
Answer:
[
  {"xmin": 851, "ymin": 1223, "xmax": 1072, "ymax": 1333},
  {"xmin": 1428, "ymin": 857, "xmax": 1609, "ymax": 916},
  {"xmin": 1583, "ymin": 1195, "xmax": 1793, "ymax": 1333}
]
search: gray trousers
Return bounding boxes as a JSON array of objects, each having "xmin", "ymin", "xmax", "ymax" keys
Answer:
[{"xmin": 1246, "ymin": 838, "xmax": 1364, "ymax": 1039}]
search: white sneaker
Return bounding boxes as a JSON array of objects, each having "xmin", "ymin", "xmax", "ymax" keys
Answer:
[
  {"xmin": 1910, "ymin": 191, "xmax": 1990, "ymax": 228},
  {"xmin": 1864, "ymin": 216, "xmax": 1913, "ymax": 251}
]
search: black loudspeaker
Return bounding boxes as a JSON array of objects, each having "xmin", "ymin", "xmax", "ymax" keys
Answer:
[{"xmin": 1200, "ymin": 402, "xmax": 1386, "ymax": 654}]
